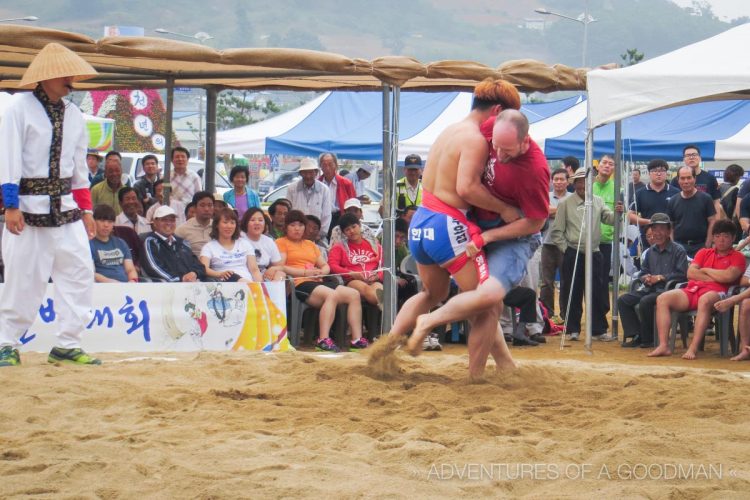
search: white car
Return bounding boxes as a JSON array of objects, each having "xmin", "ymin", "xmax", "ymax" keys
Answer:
[{"xmin": 119, "ymin": 153, "xmax": 231, "ymax": 195}]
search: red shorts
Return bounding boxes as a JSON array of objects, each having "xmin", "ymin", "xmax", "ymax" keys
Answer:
[{"xmin": 680, "ymin": 286, "xmax": 722, "ymax": 310}]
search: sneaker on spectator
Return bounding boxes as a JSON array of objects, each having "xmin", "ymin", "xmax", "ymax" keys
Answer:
[
  {"xmin": 597, "ymin": 333, "xmax": 617, "ymax": 342},
  {"xmin": 0, "ymin": 346, "xmax": 21, "ymax": 367},
  {"xmin": 315, "ymin": 337, "xmax": 340, "ymax": 353},
  {"xmin": 569, "ymin": 332, "xmax": 579, "ymax": 341},
  {"xmin": 350, "ymin": 337, "xmax": 369, "ymax": 350},
  {"xmin": 428, "ymin": 333, "xmax": 442, "ymax": 351},
  {"xmin": 422, "ymin": 336, "xmax": 433, "ymax": 351}
]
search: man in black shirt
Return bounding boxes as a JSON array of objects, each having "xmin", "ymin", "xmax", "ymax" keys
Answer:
[
  {"xmin": 670, "ymin": 144, "xmax": 720, "ymax": 216},
  {"xmin": 667, "ymin": 166, "xmax": 716, "ymax": 258},
  {"xmin": 629, "ymin": 159, "xmax": 680, "ymax": 245}
]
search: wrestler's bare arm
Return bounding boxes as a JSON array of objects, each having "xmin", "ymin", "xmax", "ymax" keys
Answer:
[{"xmin": 455, "ymin": 134, "xmax": 519, "ymax": 219}]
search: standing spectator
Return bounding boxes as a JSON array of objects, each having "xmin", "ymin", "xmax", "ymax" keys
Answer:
[
  {"xmin": 268, "ymin": 199, "xmax": 291, "ymax": 239},
  {"xmin": 346, "ymin": 163, "xmax": 374, "ymax": 199},
  {"xmin": 169, "ymin": 146, "xmax": 201, "ymax": 204},
  {"xmin": 629, "ymin": 169, "xmax": 646, "ymax": 195},
  {"xmin": 592, "ymin": 155, "xmax": 616, "ymax": 330},
  {"xmin": 91, "ymin": 151, "xmax": 126, "ymax": 215},
  {"xmin": 223, "ymin": 165, "xmax": 260, "ymax": 220},
  {"xmin": 276, "ymin": 209, "xmax": 367, "ymax": 352},
  {"xmin": 329, "ymin": 213, "xmax": 384, "ymax": 307},
  {"xmin": 649, "ymin": 220, "xmax": 744, "ymax": 359},
  {"xmin": 548, "ymin": 168, "xmax": 620, "ymax": 340},
  {"xmin": 199, "ymin": 208, "xmax": 262, "ymax": 282},
  {"xmin": 539, "ymin": 167, "xmax": 570, "ymax": 323},
  {"xmin": 87, "ymin": 149, "xmax": 104, "ymax": 187},
  {"xmin": 318, "ymin": 152, "xmax": 356, "ymax": 235},
  {"xmin": 142, "ymin": 206, "xmax": 206, "ymax": 282},
  {"xmin": 396, "ymin": 154, "xmax": 423, "ymax": 211},
  {"xmin": 671, "ymin": 144, "xmax": 721, "ymax": 216},
  {"xmin": 90, "ymin": 204, "xmax": 138, "ymax": 283},
  {"xmin": 718, "ymin": 163, "xmax": 743, "ymax": 223},
  {"xmin": 667, "ymin": 166, "xmax": 716, "ymax": 258},
  {"xmin": 175, "ymin": 191, "xmax": 214, "ymax": 258},
  {"xmin": 629, "ymin": 159, "xmax": 680, "ymax": 245},
  {"xmin": 561, "ymin": 156, "xmax": 580, "ymax": 193},
  {"xmin": 618, "ymin": 214, "xmax": 688, "ymax": 348},
  {"xmin": 145, "ymin": 179, "xmax": 186, "ymax": 226},
  {"xmin": 115, "ymin": 187, "xmax": 151, "ymax": 235},
  {"xmin": 240, "ymin": 207, "xmax": 285, "ymax": 281},
  {"xmin": 132, "ymin": 154, "xmax": 160, "ymax": 211},
  {"xmin": 287, "ymin": 158, "xmax": 333, "ymax": 234}
]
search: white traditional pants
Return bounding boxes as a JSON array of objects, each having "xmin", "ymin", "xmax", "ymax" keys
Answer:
[{"xmin": 0, "ymin": 221, "xmax": 93, "ymax": 348}]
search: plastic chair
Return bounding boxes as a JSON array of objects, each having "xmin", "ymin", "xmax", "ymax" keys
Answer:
[{"xmin": 286, "ymin": 278, "xmax": 348, "ymax": 349}]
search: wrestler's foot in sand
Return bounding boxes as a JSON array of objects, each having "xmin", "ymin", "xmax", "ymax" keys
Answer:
[
  {"xmin": 647, "ymin": 345, "xmax": 672, "ymax": 357},
  {"xmin": 681, "ymin": 349, "xmax": 698, "ymax": 360},
  {"xmin": 406, "ymin": 314, "xmax": 432, "ymax": 356},
  {"xmin": 495, "ymin": 357, "xmax": 518, "ymax": 373},
  {"xmin": 730, "ymin": 345, "xmax": 750, "ymax": 361}
]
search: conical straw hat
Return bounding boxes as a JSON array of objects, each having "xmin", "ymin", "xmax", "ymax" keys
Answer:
[{"xmin": 19, "ymin": 43, "xmax": 98, "ymax": 89}]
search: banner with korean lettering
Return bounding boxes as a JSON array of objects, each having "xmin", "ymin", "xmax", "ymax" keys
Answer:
[{"xmin": 9, "ymin": 282, "xmax": 291, "ymax": 353}]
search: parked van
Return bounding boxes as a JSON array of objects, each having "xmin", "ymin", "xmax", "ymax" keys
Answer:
[{"xmin": 118, "ymin": 153, "xmax": 231, "ymax": 195}]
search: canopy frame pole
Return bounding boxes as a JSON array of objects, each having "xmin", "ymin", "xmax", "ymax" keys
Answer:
[
  {"xmin": 611, "ymin": 120, "xmax": 623, "ymax": 341},
  {"xmin": 584, "ymin": 127, "xmax": 594, "ymax": 351},
  {"xmin": 163, "ymin": 77, "xmax": 175, "ymax": 206},
  {"xmin": 381, "ymin": 84, "xmax": 400, "ymax": 332},
  {"xmin": 204, "ymin": 87, "xmax": 218, "ymax": 193}
]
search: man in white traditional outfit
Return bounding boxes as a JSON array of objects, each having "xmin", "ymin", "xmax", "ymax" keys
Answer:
[{"xmin": 0, "ymin": 43, "xmax": 101, "ymax": 366}]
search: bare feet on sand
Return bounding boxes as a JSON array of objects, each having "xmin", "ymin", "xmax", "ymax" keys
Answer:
[
  {"xmin": 647, "ymin": 346, "xmax": 672, "ymax": 357},
  {"xmin": 730, "ymin": 345, "xmax": 750, "ymax": 361},
  {"xmin": 495, "ymin": 357, "xmax": 518, "ymax": 373},
  {"xmin": 681, "ymin": 350, "xmax": 697, "ymax": 360},
  {"xmin": 405, "ymin": 314, "xmax": 431, "ymax": 357}
]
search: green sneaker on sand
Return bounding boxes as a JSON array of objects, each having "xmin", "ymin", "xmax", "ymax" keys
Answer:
[
  {"xmin": 48, "ymin": 347, "xmax": 101, "ymax": 365},
  {"xmin": 0, "ymin": 346, "xmax": 21, "ymax": 367}
]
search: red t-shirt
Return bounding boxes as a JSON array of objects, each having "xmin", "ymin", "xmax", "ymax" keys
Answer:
[
  {"xmin": 328, "ymin": 239, "xmax": 382, "ymax": 282},
  {"xmin": 472, "ymin": 122, "xmax": 550, "ymax": 226},
  {"xmin": 686, "ymin": 247, "xmax": 746, "ymax": 293}
]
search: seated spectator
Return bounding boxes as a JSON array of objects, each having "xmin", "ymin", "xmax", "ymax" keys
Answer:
[
  {"xmin": 223, "ymin": 165, "xmax": 260, "ymax": 220},
  {"xmin": 503, "ymin": 286, "xmax": 544, "ymax": 346},
  {"xmin": 91, "ymin": 151, "xmax": 127, "ymax": 215},
  {"xmin": 175, "ymin": 191, "xmax": 214, "ymax": 257},
  {"xmin": 618, "ymin": 214, "xmax": 688, "ymax": 349},
  {"xmin": 329, "ymin": 213, "xmax": 384, "ymax": 307},
  {"xmin": 185, "ymin": 201, "xmax": 196, "ymax": 221},
  {"xmin": 115, "ymin": 187, "xmax": 152, "ymax": 235},
  {"xmin": 213, "ymin": 195, "xmax": 229, "ymax": 215},
  {"xmin": 199, "ymin": 208, "xmax": 262, "ymax": 282},
  {"xmin": 328, "ymin": 198, "xmax": 376, "ymax": 247},
  {"xmin": 394, "ymin": 218, "xmax": 418, "ymax": 309},
  {"xmin": 240, "ymin": 207, "xmax": 285, "ymax": 281},
  {"xmin": 649, "ymin": 220, "xmax": 745, "ymax": 359},
  {"xmin": 276, "ymin": 209, "xmax": 367, "ymax": 352},
  {"xmin": 400, "ymin": 205, "xmax": 418, "ymax": 225},
  {"xmin": 132, "ymin": 154, "xmax": 160, "ymax": 211},
  {"xmin": 142, "ymin": 206, "xmax": 207, "ymax": 282},
  {"xmin": 304, "ymin": 215, "xmax": 328, "ymax": 260},
  {"xmin": 90, "ymin": 205, "xmax": 138, "ymax": 283},
  {"xmin": 169, "ymin": 146, "xmax": 201, "ymax": 204},
  {"xmin": 714, "ymin": 263, "xmax": 750, "ymax": 361},
  {"xmin": 113, "ymin": 225, "xmax": 143, "ymax": 272},
  {"xmin": 145, "ymin": 179, "xmax": 187, "ymax": 226},
  {"xmin": 268, "ymin": 199, "xmax": 291, "ymax": 239}
]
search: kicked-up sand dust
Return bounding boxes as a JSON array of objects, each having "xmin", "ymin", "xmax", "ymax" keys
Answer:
[{"xmin": 1, "ymin": 340, "xmax": 749, "ymax": 498}]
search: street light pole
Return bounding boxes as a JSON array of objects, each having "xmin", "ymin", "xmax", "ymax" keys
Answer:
[{"xmin": 534, "ymin": 0, "xmax": 596, "ymax": 67}]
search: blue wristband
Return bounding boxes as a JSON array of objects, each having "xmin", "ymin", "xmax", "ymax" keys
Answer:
[{"xmin": 1, "ymin": 183, "xmax": 19, "ymax": 209}]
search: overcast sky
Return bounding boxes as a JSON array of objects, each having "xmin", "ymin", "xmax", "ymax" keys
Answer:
[{"xmin": 670, "ymin": 0, "xmax": 749, "ymax": 20}]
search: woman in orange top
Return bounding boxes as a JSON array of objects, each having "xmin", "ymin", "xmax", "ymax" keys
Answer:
[{"xmin": 276, "ymin": 210, "xmax": 367, "ymax": 353}]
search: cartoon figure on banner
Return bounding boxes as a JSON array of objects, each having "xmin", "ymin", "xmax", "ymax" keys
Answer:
[
  {"xmin": 162, "ymin": 285, "xmax": 209, "ymax": 346},
  {"xmin": 206, "ymin": 283, "xmax": 246, "ymax": 327}
]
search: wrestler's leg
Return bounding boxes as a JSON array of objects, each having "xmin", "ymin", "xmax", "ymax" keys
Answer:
[{"xmin": 388, "ymin": 263, "xmax": 451, "ymax": 341}]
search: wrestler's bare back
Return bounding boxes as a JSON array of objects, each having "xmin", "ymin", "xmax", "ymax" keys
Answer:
[{"xmin": 421, "ymin": 117, "xmax": 489, "ymax": 210}]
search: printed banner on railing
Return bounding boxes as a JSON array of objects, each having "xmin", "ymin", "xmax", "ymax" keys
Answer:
[{"xmin": 6, "ymin": 282, "xmax": 290, "ymax": 353}]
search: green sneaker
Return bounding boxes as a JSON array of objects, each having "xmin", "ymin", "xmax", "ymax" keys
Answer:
[
  {"xmin": 48, "ymin": 347, "xmax": 101, "ymax": 365},
  {"xmin": 0, "ymin": 346, "xmax": 21, "ymax": 367}
]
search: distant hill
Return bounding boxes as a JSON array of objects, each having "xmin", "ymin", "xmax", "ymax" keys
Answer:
[{"xmin": 1, "ymin": 0, "xmax": 738, "ymax": 68}]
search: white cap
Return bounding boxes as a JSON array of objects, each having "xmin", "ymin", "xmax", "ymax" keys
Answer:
[
  {"xmin": 358, "ymin": 163, "xmax": 375, "ymax": 174},
  {"xmin": 298, "ymin": 158, "xmax": 319, "ymax": 171},
  {"xmin": 344, "ymin": 198, "xmax": 362, "ymax": 210},
  {"xmin": 153, "ymin": 205, "xmax": 177, "ymax": 219}
]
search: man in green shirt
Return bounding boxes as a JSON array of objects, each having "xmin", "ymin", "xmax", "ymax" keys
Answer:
[{"xmin": 592, "ymin": 155, "xmax": 616, "ymax": 339}]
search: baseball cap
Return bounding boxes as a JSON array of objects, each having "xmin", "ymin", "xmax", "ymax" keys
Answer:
[
  {"xmin": 298, "ymin": 158, "xmax": 318, "ymax": 171},
  {"xmin": 404, "ymin": 154, "xmax": 423, "ymax": 168},
  {"xmin": 87, "ymin": 149, "xmax": 102, "ymax": 158},
  {"xmin": 358, "ymin": 163, "xmax": 375, "ymax": 175},
  {"xmin": 344, "ymin": 198, "xmax": 362, "ymax": 210},
  {"xmin": 153, "ymin": 205, "xmax": 177, "ymax": 219},
  {"xmin": 646, "ymin": 213, "xmax": 671, "ymax": 227}
]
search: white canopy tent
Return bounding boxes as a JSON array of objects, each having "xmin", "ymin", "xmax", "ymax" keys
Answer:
[{"xmin": 581, "ymin": 23, "xmax": 750, "ymax": 349}]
